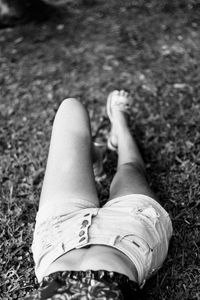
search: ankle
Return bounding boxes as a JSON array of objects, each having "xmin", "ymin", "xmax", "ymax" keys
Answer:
[
  {"xmin": 108, "ymin": 124, "xmax": 131, "ymax": 151},
  {"xmin": 112, "ymin": 110, "xmax": 129, "ymax": 126},
  {"xmin": 114, "ymin": 119, "xmax": 131, "ymax": 139}
]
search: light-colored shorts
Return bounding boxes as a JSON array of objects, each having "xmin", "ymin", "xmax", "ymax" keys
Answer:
[{"xmin": 32, "ymin": 194, "xmax": 173, "ymax": 286}]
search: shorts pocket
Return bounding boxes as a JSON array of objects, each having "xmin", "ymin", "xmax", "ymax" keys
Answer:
[
  {"xmin": 32, "ymin": 217, "xmax": 63, "ymax": 257},
  {"xmin": 120, "ymin": 234, "xmax": 154, "ymax": 282},
  {"xmin": 121, "ymin": 234, "xmax": 153, "ymax": 256},
  {"xmin": 130, "ymin": 206, "xmax": 163, "ymax": 248}
]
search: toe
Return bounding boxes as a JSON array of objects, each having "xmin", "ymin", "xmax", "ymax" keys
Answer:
[
  {"xmin": 112, "ymin": 90, "xmax": 120, "ymax": 96},
  {"xmin": 120, "ymin": 90, "xmax": 128, "ymax": 97}
]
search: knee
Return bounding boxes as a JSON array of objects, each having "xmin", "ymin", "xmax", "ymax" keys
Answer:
[
  {"xmin": 54, "ymin": 98, "xmax": 91, "ymax": 137},
  {"xmin": 56, "ymin": 98, "xmax": 89, "ymax": 121},
  {"xmin": 59, "ymin": 98, "xmax": 86, "ymax": 114}
]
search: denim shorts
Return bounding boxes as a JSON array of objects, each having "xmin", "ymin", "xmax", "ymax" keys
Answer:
[{"xmin": 32, "ymin": 194, "xmax": 173, "ymax": 286}]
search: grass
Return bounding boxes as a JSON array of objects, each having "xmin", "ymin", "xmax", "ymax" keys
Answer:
[{"xmin": 0, "ymin": 0, "xmax": 200, "ymax": 299}]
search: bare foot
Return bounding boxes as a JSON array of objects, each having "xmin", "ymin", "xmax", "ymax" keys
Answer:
[{"xmin": 106, "ymin": 90, "xmax": 131, "ymax": 151}]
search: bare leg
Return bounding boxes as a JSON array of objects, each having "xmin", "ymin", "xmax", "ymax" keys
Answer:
[
  {"xmin": 39, "ymin": 98, "xmax": 99, "ymax": 208},
  {"xmin": 108, "ymin": 91, "xmax": 156, "ymax": 200}
]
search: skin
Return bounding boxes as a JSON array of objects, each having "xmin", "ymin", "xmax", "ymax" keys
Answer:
[{"xmin": 38, "ymin": 90, "xmax": 156, "ymax": 283}]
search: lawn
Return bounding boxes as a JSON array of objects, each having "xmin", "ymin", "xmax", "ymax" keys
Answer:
[{"xmin": 0, "ymin": 0, "xmax": 200, "ymax": 299}]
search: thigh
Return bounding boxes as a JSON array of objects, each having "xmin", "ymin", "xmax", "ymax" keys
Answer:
[
  {"xmin": 39, "ymin": 99, "xmax": 99, "ymax": 209},
  {"xmin": 109, "ymin": 162, "xmax": 157, "ymax": 201}
]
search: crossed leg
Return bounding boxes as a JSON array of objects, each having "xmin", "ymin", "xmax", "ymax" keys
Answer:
[
  {"xmin": 108, "ymin": 91, "xmax": 156, "ymax": 201},
  {"xmin": 39, "ymin": 98, "xmax": 99, "ymax": 209}
]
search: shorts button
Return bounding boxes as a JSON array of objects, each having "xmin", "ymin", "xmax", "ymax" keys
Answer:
[
  {"xmin": 81, "ymin": 220, "xmax": 89, "ymax": 228},
  {"xmin": 79, "ymin": 230, "xmax": 85, "ymax": 237},
  {"xmin": 79, "ymin": 237, "xmax": 86, "ymax": 243}
]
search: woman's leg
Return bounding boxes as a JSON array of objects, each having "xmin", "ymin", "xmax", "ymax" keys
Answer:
[
  {"xmin": 108, "ymin": 91, "xmax": 156, "ymax": 200},
  {"xmin": 39, "ymin": 98, "xmax": 99, "ymax": 208}
]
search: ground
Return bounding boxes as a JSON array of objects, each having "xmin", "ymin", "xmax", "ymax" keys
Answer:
[{"xmin": 0, "ymin": 0, "xmax": 200, "ymax": 299}]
